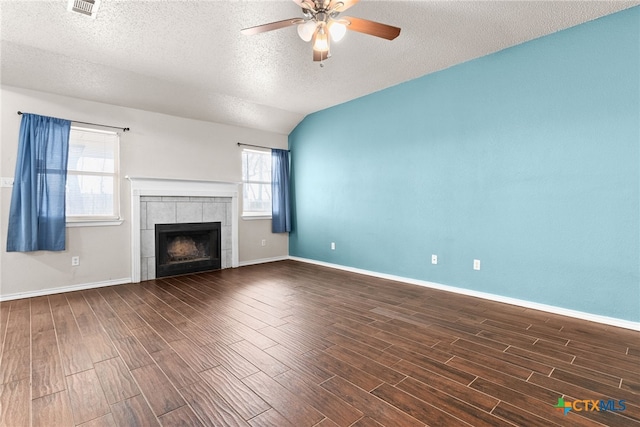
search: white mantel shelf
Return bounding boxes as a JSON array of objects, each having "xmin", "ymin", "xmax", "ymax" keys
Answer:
[
  {"xmin": 127, "ymin": 176, "xmax": 242, "ymax": 194},
  {"xmin": 128, "ymin": 177, "xmax": 240, "ymax": 283}
]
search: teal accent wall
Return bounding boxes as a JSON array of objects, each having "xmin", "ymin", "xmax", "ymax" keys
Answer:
[{"xmin": 289, "ymin": 7, "xmax": 640, "ymax": 322}]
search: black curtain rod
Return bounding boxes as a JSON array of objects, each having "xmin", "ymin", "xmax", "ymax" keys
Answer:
[
  {"xmin": 17, "ymin": 111, "xmax": 130, "ymax": 132},
  {"xmin": 237, "ymin": 142, "xmax": 289, "ymax": 152}
]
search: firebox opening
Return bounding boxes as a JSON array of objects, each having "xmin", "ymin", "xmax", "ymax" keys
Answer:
[{"xmin": 155, "ymin": 222, "xmax": 221, "ymax": 278}]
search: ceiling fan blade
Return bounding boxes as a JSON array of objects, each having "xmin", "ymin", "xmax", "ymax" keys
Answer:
[
  {"xmin": 330, "ymin": 0, "xmax": 360, "ymax": 12},
  {"xmin": 313, "ymin": 49, "xmax": 330, "ymax": 62},
  {"xmin": 342, "ymin": 16, "xmax": 401, "ymax": 40},
  {"xmin": 241, "ymin": 18, "xmax": 302, "ymax": 36}
]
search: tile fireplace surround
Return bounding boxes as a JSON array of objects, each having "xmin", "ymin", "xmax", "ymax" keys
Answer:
[{"xmin": 128, "ymin": 177, "xmax": 239, "ymax": 282}]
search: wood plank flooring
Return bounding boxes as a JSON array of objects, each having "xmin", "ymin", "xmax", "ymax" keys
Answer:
[{"xmin": 1, "ymin": 260, "xmax": 638, "ymax": 426}]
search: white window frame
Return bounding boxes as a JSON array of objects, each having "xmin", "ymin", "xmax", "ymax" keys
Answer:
[
  {"xmin": 65, "ymin": 126, "xmax": 122, "ymax": 227},
  {"xmin": 241, "ymin": 148, "xmax": 272, "ymax": 219}
]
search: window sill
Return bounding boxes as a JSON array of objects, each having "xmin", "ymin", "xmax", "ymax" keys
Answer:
[
  {"xmin": 242, "ymin": 214, "xmax": 272, "ymax": 221},
  {"xmin": 66, "ymin": 219, "xmax": 124, "ymax": 228}
]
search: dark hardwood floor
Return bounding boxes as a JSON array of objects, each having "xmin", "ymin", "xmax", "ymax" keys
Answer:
[{"xmin": 1, "ymin": 260, "xmax": 638, "ymax": 426}]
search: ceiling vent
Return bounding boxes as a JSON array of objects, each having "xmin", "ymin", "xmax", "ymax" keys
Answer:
[{"xmin": 67, "ymin": 0, "xmax": 101, "ymax": 19}]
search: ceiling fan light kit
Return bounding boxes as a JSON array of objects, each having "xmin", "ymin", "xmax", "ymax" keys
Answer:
[
  {"xmin": 241, "ymin": 0, "xmax": 401, "ymax": 63},
  {"xmin": 328, "ymin": 21, "xmax": 347, "ymax": 42},
  {"xmin": 297, "ymin": 19, "xmax": 317, "ymax": 41},
  {"xmin": 313, "ymin": 26, "xmax": 330, "ymax": 53}
]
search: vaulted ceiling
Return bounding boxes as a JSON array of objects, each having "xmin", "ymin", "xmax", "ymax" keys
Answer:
[{"xmin": 2, "ymin": 1, "xmax": 637, "ymax": 134}]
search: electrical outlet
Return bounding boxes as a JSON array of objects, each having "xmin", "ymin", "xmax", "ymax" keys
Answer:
[
  {"xmin": 0, "ymin": 177, "xmax": 14, "ymax": 187},
  {"xmin": 431, "ymin": 254, "xmax": 438, "ymax": 265},
  {"xmin": 71, "ymin": 256, "xmax": 80, "ymax": 266},
  {"xmin": 331, "ymin": 242, "xmax": 336, "ymax": 250},
  {"xmin": 261, "ymin": 239, "xmax": 266, "ymax": 246},
  {"xmin": 473, "ymin": 259, "xmax": 481, "ymax": 270}
]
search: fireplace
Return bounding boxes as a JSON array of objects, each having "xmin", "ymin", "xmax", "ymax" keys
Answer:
[
  {"xmin": 128, "ymin": 177, "xmax": 239, "ymax": 283},
  {"xmin": 155, "ymin": 222, "xmax": 221, "ymax": 278}
]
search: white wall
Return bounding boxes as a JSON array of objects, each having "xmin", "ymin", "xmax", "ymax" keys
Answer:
[{"xmin": 0, "ymin": 86, "xmax": 289, "ymax": 299}]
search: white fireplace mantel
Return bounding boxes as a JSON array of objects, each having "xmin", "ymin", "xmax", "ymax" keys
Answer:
[{"xmin": 128, "ymin": 176, "xmax": 240, "ymax": 283}]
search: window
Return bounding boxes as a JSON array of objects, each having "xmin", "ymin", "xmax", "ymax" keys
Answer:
[
  {"xmin": 66, "ymin": 127, "xmax": 120, "ymax": 223},
  {"xmin": 241, "ymin": 149, "xmax": 271, "ymax": 217}
]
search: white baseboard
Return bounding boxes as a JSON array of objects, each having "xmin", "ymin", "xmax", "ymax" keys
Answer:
[
  {"xmin": 0, "ymin": 278, "xmax": 132, "ymax": 302},
  {"xmin": 238, "ymin": 255, "xmax": 289, "ymax": 267},
  {"xmin": 0, "ymin": 256, "xmax": 288, "ymax": 300},
  {"xmin": 289, "ymin": 256, "xmax": 640, "ymax": 331}
]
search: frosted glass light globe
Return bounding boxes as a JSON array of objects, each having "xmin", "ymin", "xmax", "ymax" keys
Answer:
[
  {"xmin": 329, "ymin": 22, "xmax": 346, "ymax": 42},
  {"xmin": 297, "ymin": 20, "xmax": 317, "ymax": 42}
]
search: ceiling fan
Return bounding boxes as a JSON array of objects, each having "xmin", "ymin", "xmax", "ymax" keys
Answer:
[{"xmin": 241, "ymin": 0, "xmax": 401, "ymax": 62}]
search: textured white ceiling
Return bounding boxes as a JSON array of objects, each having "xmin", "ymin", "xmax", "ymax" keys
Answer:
[{"xmin": 1, "ymin": 1, "xmax": 638, "ymax": 134}]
